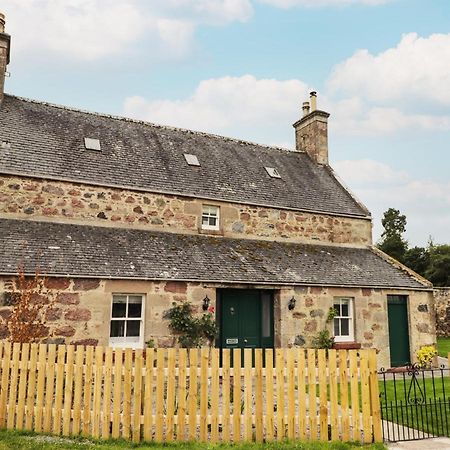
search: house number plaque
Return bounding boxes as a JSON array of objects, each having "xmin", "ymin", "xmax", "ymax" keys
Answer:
[{"xmin": 226, "ymin": 338, "xmax": 238, "ymax": 344}]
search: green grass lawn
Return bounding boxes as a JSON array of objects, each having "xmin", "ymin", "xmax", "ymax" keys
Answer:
[
  {"xmin": 437, "ymin": 337, "xmax": 450, "ymax": 358},
  {"xmin": 379, "ymin": 375, "xmax": 450, "ymax": 437},
  {"xmin": 0, "ymin": 430, "xmax": 386, "ymax": 450}
]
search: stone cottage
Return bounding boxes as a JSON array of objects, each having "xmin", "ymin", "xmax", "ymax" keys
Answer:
[{"xmin": 0, "ymin": 14, "xmax": 435, "ymax": 367}]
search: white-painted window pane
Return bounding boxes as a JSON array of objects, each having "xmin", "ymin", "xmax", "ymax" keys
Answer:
[
  {"xmin": 334, "ymin": 319, "xmax": 340, "ymax": 336},
  {"xmin": 341, "ymin": 319, "xmax": 350, "ymax": 336},
  {"xmin": 126, "ymin": 321, "xmax": 141, "ymax": 337},
  {"xmin": 128, "ymin": 302, "xmax": 142, "ymax": 318},
  {"xmin": 112, "ymin": 301, "xmax": 126, "ymax": 318},
  {"xmin": 110, "ymin": 320, "xmax": 125, "ymax": 337},
  {"xmin": 342, "ymin": 303, "xmax": 349, "ymax": 317}
]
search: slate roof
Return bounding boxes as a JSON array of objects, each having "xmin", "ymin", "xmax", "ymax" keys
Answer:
[
  {"xmin": 0, "ymin": 219, "xmax": 427, "ymax": 289},
  {"xmin": 0, "ymin": 95, "xmax": 369, "ymax": 218}
]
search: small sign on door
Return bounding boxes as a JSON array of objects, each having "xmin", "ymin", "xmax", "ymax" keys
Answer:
[{"xmin": 226, "ymin": 338, "xmax": 238, "ymax": 345}]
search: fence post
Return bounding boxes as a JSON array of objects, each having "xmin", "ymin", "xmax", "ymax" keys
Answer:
[{"xmin": 369, "ymin": 349, "xmax": 383, "ymax": 442}]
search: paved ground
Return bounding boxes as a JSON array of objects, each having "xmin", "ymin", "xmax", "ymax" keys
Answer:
[{"xmin": 386, "ymin": 437, "xmax": 450, "ymax": 449}]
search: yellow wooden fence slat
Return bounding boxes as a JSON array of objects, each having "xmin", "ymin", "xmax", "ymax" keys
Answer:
[
  {"xmin": 232, "ymin": 348, "xmax": 241, "ymax": 442},
  {"xmin": 187, "ymin": 349, "xmax": 198, "ymax": 441},
  {"xmin": 276, "ymin": 348, "xmax": 285, "ymax": 441},
  {"xmin": 132, "ymin": 349, "xmax": 143, "ymax": 443},
  {"xmin": 25, "ymin": 343, "xmax": 38, "ymax": 431},
  {"xmin": 53, "ymin": 345, "xmax": 66, "ymax": 435},
  {"xmin": 297, "ymin": 349, "xmax": 306, "ymax": 440},
  {"xmin": 92, "ymin": 346, "xmax": 104, "ymax": 438},
  {"xmin": 7, "ymin": 342, "xmax": 21, "ymax": 430},
  {"xmin": 43, "ymin": 344, "xmax": 57, "ymax": 433},
  {"xmin": 243, "ymin": 349, "xmax": 253, "ymax": 442},
  {"xmin": 317, "ymin": 349, "xmax": 328, "ymax": 441},
  {"xmin": 82, "ymin": 345, "xmax": 94, "ymax": 437},
  {"xmin": 210, "ymin": 348, "xmax": 220, "ymax": 443},
  {"xmin": 265, "ymin": 349, "xmax": 274, "ymax": 442},
  {"xmin": 166, "ymin": 348, "xmax": 176, "ymax": 442},
  {"xmin": 34, "ymin": 344, "xmax": 47, "ymax": 433},
  {"xmin": 339, "ymin": 349, "xmax": 350, "ymax": 442},
  {"xmin": 122, "ymin": 348, "xmax": 133, "ymax": 440},
  {"xmin": 143, "ymin": 348, "xmax": 154, "ymax": 442},
  {"xmin": 307, "ymin": 349, "xmax": 317, "ymax": 440},
  {"xmin": 254, "ymin": 349, "xmax": 264, "ymax": 442},
  {"xmin": 360, "ymin": 350, "xmax": 372, "ymax": 443},
  {"xmin": 369, "ymin": 349, "xmax": 383, "ymax": 443},
  {"xmin": 155, "ymin": 348, "xmax": 165, "ymax": 442},
  {"xmin": 16, "ymin": 342, "xmax": 30, "ymax": 430},
  {"xmin": 286, "ymin": 348, "xmax": 296, "ymax": 440},
  {"xmin": 222, "ymin": 349, "xmax": 231, "ymax": 442},
  {"xmin": 199, "ymin": 347, "xmax": 209, "ymax": 441},
  {"xmin": 349, "ymin": 350, "xmax": 360, "ymax": 442},
  {"xmin": 0, "ymin": 342, "xmax": 7, "ymax": 428},
  {"xmin": 101, "ymin": 347, "xmax": 113, "ymax": 439},
  {"xmin": 63, "ymin": 345, "xmax": 75, "ymax": 436},
  {"xmin": 329, "ymin": 349, "xmax": 339, "ymax": 441},
  {"xmin": 111, "ymin": 348, "xmax": 123, "ymax": 439},
  {"xmin": 177, "ymin": 348, "xmax": 187, "ymax": 442},
  {"xmin": 72, "ymin": 345, "xmax": 85, "ymax": 436}
]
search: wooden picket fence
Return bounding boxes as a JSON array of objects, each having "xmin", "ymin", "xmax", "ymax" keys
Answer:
[{"xmin": 0, "ymin": 342, "xmax": 382, "ymax": 443}]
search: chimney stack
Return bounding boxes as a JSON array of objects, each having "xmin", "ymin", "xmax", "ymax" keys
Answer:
[
  {"xmin": 0, "ymin": 12, "xmax": 11, "ymax": 107},
  {"xmin": 293, "ymin": 91, "xmax": 330, "ymax": 165}
]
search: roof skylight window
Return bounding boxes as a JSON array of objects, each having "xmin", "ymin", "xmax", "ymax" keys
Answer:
[
  {"xmin": 265, "ymin": 167, "xmax": 281, "ymax": 179},
  {"xmin": 84, "ymin": 137, "xmax": 101, "ymax": 151},
  {"xmin": 184, "ymin": 153, "xmax": 200, "ymax": 166}
]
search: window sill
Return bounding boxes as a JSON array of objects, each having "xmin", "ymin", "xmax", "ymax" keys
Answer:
[
  {"xmin": 198, "ymin": 227, "xmax": 223, "ymax": 236},
  {"xmin": 332, "ymin": 342, "xmax": 361, "ymax": 350}
]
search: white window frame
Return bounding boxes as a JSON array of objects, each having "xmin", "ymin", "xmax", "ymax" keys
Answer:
[
  {"xmin": 201, "ymin": 205, "xmax": 220, "ymax": 231},
  {"xmin": 109, "ymin": 294, "xmax": 145, "ymax": 349},
  {"xmin": 333, "ymin": 297, "xmax": 354, "ymax": 342}
]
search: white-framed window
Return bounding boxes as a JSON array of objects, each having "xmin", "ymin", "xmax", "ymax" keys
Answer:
[
  {"xmin": 333, "ymin": 297, "xmax": 354, "ymax": 342},
  {"xmin": 201, "ymin": 205, "xmax": 220, "ymax": 230},
  {"xmin": 109, "ymin": 294, "xmax": 144, "ymax": 348}
]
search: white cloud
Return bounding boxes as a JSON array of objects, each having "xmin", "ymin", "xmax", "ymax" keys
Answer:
[
  {"xmin": 328, "ymin": 32, "xmax": 450, "ymax": 106},
  {"xmin": 2, "ymin": 0, "xmax": 253, "ymax": 61},
  {"xmin": 326, "ymin": 32, "xmax": 450, "ymax": 135},
  {"xmin": 334, "ymin": 159, "xmax": 450, "ymax": 245},
  {"xmin": 123, "ymin": 75, "xmax": 308, "ymax": 144},
  {"xmin": 259, "ymin": 0, "xmax": 391, "ymax": 8}
]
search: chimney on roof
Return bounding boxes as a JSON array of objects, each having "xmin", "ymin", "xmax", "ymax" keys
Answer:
[
  {"xmin": 0, "ymin": 12, "xmax": 11, "ymax": 107},
  {"xmin": 293, "ymin": 91, "xmax": 330, "ymax": 165}
]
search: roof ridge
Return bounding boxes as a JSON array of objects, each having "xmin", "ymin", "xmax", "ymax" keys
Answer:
[{"xmin": 5, "ymin": 93, "xmax": 299, "ymax": 155}]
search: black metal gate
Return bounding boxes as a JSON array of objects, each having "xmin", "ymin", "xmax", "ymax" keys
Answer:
[{"xmin": 379, "ymin": 364, "xmax": 450, "ymax": 442}]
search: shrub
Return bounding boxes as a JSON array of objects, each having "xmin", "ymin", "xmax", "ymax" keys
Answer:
[{"xmin": 416, "ymin": 345, "xmax": 437, "ymax": 369}]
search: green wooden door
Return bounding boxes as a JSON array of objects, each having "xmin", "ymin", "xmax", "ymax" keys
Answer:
[
  {"xmin": 387, "ymin": 295, "xmax": 411, "ymax": 367},
  {"xmin": 220, "ymin": 289, "xmax": 274, "ymax": 350}
]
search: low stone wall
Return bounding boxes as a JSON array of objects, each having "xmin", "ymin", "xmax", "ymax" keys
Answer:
[
  {"xmin": 0, "ymin": 174, "xmax": 372, "ymax": 246},
  {"xmin": 434, "ymin": 288, "xmax": 450, "ymax": 336}
]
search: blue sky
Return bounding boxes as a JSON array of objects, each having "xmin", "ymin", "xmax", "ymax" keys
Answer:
[{"xmin": 3, "ymin": 0, "xmax": 450, "ymax": 246}]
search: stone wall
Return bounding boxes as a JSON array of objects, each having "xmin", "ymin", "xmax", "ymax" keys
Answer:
[
  {"xmin": 0, "ymin": 275, "xmax": 435, "ymax": 368},
  {"xmin": 0, "ymin": 174, "xmax": 372, "ymax": 246},
  {"xmin": 434, "ymin": 288, "xmax": 450, "ymax": 337},
  {"xmin": 278, "ymin": 286, "xmax": 435, "ymax": 369}
]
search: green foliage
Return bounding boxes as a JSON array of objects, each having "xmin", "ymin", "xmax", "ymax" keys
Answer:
[
  {"xmin": 425, "ymin": 244, "xmax": 450, "ymax": 286},
  {"xmin": 377, "ymin": 208, "xmax": 408, "ymax": 263},
  {"xmin": 326, "ymin": 307, "xmax": 338, "ymax": 323},
  {"xmin": 163, "ymin": 302, "xmax": 217, "ymax": 348},
  {"xmin": 403, "ymin": 246, "xmax": 430, "ymax": 277},
  {"xmin": 312, "ymin": 329, "xmax": 334, "ymax": 350}
]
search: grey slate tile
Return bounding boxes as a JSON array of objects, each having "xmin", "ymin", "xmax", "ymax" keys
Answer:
[
  {"xmin": 0, "ymin": 219, "xmax": 426, "ymax": 289},
  {"xmin": 0, "ymin": 95, "xmax": 368, "ymax": 217}
]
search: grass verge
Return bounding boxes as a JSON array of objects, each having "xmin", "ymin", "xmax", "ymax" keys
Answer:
[
  {"xmin": 437, "ymin": 337, "xmax": 450, "ymax": 358},
  {"xmin": 0, "ymin": 430, "xmax": 386, "ymax": 450}
]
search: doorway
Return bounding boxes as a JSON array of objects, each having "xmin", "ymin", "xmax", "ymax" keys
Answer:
[{"xmin": 387, "ymin": 295, "xmax": 411, "ymax": 367}]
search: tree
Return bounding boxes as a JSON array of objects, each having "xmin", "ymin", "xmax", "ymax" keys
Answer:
[
  {"xmin": 425, "ymin": 244, "xmax": 450, "ymax": 287},
  {"xmin": 377, "ymin": 208, "xmax": 408, "ymax": 263},
  {"xmin": 403, "ymin": 246, "xmax": 430, "ymax": 278}
]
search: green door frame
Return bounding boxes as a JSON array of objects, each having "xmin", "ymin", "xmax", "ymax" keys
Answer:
[
  {"xmin": 216, "ymin": 288, "xmax": 275, "ymax": 350},
  {"xmin": 387, "ymin": 295, "xmax": 411, "ymax": 367}
]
